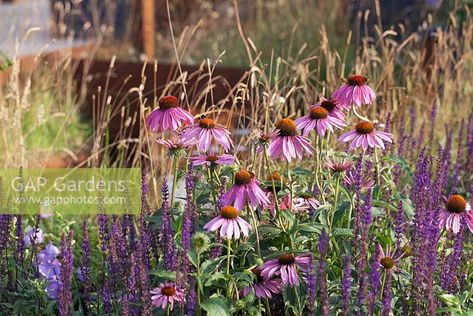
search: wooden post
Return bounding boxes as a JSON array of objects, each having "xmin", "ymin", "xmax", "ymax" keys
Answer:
[{"xmin": 141, "ymin": 0, "xmax": 155, "ymax": 59}]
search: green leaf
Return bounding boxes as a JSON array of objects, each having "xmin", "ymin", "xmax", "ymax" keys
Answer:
[
  {"xmin": 332, "ymin": 228, "xmax": 353, "ymax": 237},
  {"xmin": 297, "ymin": 224, "xmax": 322, "ymax": 233},
  {"xmin": 148, "ymin": 269, "xmax": 176, "ymax": 281},
  {"xmin": 383, "ymin": 155, "xmax": 413, "ymax": 179},
  {"xmin": 201, "ymin": 297, "xmax": 231, "ymax": 316},
  {"xmin": 201, "ymin": 257, "xmax": 226, "ymax": 275},
  {"xmin": 257, "ymin": 225, "xmax": 283, "ymax": 238}
]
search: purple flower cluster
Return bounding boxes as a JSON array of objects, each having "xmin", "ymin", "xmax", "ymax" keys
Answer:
[{"xmin": 37, "ymin": 243, "xmax": 61, "ymax": 299}]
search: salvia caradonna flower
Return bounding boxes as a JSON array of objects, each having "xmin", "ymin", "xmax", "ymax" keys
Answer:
[
  {"xmin": 242, "ymin": 267, "xmax": 282, "ymax": 299},
  {"xmin": 181, "ymin": 117, "xmax": 233, "ymax": 152},
  {"xmin": 341, "ymin": 255, "xmax": 352, "ymax": 316},
  {"xmin": 268, "ymin": 118, "xmax": 313, "ymax": 162},
  {"xmin": 305, "ymin": 255, "xmax": 316, "ymax": 315},
  {"xmin": 261, "ymin": 253, "xmax": 310, "ymax": 286},
  {"xmin": 223, "ymin": 170, "xmax": 270, "ymax": 210},
  {"xmin": 58, "ymin": 231, "xmax": 73, "ymax": 316},
  {"xmin": 160, "ymin": 180, "xmax": 176, "ymax": 270},
  {"xmin": 324, "ymin": 156, "xmax": 353, "ymax": 174},
  {"xmin": 368, "ymin": 245, "xmax": 381, "ymax": 314},
  {"xmin": 318, "ymin": 230, "xmax": 330, "ymax": 315},
  {"xmin": 23, "ymin": 227, "xmax": 44, "ymax": 246},
  {"xmin": 338, "ymin": 121, "xmax": 393, "ymax": 150},
  {"xmin": 15, "ymin": 215, "xmax": 25, "ymax": 266},
  {"xmin": 203, "ymin": 205, "xmax": 251, "ymax": 239},
  {"xmin": 80, "ymin": 220, "xmax": 91, "ymax": 307},
  {"xmin": 295, "ymin": 105, "xmax": 346, "ymax": 137},
  {"xmin": 332, "ymin": 74, "xmax": 376, "ymax": 108},
  {"xmin": 191, "ymin": 153, "xmax": 235, "ymax": 167},
  {"xmin": 146, "ymin": 95, "xmax": 194, "ymax": 132},
  {"xmin": 382, "ymin": 273, "xmax": 393, "ymax": 316},
  {"xmin": 150, "ymin": 283, "xmax": 185, "ymax": 311},
  {"xmin": 438, "ymin": 195, "xmax": 473, "ymax": 234}
]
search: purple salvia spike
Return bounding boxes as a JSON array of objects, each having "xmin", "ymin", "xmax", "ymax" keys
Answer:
[
  {"xmin": 59, "ymin": 230, "xmax": 74, "ymax": 316},
  {"xmin": 381, "ymin": 273, "xmax": 393, "ymax": 316},
  {"xmin": 137, "ymin": 241, "xmax": 152, "ymax": 316},
  {"xmin": 306, "ymin": 254, "xmax": 316, "ymax": 316},
  {"xmin": 341, "ymin": 255, "xmax": 352, "ymax": 316},
  {"xmin": 80, "ymin": 220, "xmax": 91, "ymax": 309},
  {"xmin": 160, "ymin": 179, "xmax": 176, "ymax": 270},
  {"xmin": 368, "ymin": 244, "xmax": 381, "ymax": 315},
  {"xmin": 186, "ymin": 278, "xmax": 197, "ymax": 316},
  {"xmin": 318, "ymin": 230, "xmax": 329, "ymax": 316},
  {"xmin": 394, "ymin": 200, "xmax": 404, "ymax": 249}
]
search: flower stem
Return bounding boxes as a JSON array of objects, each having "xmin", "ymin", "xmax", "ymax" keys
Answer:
[
  {"xmin": 248, "ymin": 205, "xmax": 262, "ymax": 258},
  {"xmin": 286, "ymin": 161, "xmax": 294, "ymax": 210},
  {"xmin": 226, "ymin": 238, "xmax": 232, "ymax": 276},
  {"xmin": 380, "ymin": 272, "xmax": 387, "ymax": 301},
  {"xmin": 374, "ymin": 148, "xmax": 381, "ymax": 191},
  {"xmin": 196, "ymin": 253, "xmax": 202, "ymax": 315},
  {"xmin": 329, "ymin": 174, "xmax": 341, "ymax": 235},
  {"xmin": 208, "ymin": 167, "xmax": 218, "ymax": 213},
  {"xmin": 352, "ymin": 104, "xmax": 371, "ymax": 122}
]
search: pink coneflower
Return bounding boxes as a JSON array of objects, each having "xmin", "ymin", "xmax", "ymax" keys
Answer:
[
  {"xmin": 324, "ymin": 157, "xmax": 353, "ymax": 174},
  {"xmin": 156, "ymin": 136, "xmax": 197, "ymax": 157},
  {"xmin": 181, "ymin": 117, "xmax": 233, "ymax": 152},
  {"xmin": 242, "ymin": 267, "xmax": 282, "ymax": 299},
  {"xmin": 295, "ymin": 106, "xmax": 346, "ymax": 137},
  {"xmin": 293, "ymin": 192, "xmax": 320, "ymax": 214},
  {"xmin": 268, "ymin": 118, "xmax": 313, "ymax": 162},
  {"xmin": 203, "ymin": 205, "xmax": 251, "ymax": 239},
  {"xmin": 223, "ymin": 170, "xmax": 270, "ymax": 210},
  {"xmin": 438, "ymin": 195, "xmax": 473, "ymax": 234},
  {"xmin": 146, "ymin": 96, "xmax": 194, "ymax": 132},
  {"xmin": 150, "ymin": 283, "xmax": 185, "ymax": 311},
  {"xmin": 191, "ymin": 153, "xmax": 235, "ymax": 167},
  {"xmin": 332, "ymin": 74, "xmax": 376, "ymax": 108},
  {"xmin": 376, "ymin": 244, "xmax": 405, "ymax": 274},
  {"xmin": 316, "ymin": 97, "xmax": 346, "ymax": 120},
  {"xmin": 256, "ymin": 131, "xmax": 275, "ymax": 153},
  {"xmin": 261, "ymin": 253, "xmax": 310, "ymax": 286},
  {"xmin": 338, "ymin": 121, "xmax": 393, "ymax": 150}
]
